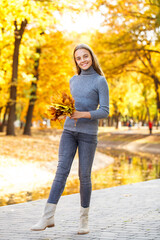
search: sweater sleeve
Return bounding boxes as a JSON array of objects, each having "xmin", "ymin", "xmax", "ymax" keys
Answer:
[{"xmin": 89, "ymin": 77, "xmax": 109, "ymax": 120}]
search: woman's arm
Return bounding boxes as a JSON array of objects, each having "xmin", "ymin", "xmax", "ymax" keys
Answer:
[
  {"xmin": 70, "ymin": 111, "xmax": 91, "ymax": 120},
  {"xmin": 89, "ymin": 77, "xmax": 109, "ymax": 120}
]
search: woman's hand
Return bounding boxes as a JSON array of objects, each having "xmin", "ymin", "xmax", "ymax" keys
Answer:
[{"xmin": 70, "ymin": 111, "xmax": 91, "ymax": 120}]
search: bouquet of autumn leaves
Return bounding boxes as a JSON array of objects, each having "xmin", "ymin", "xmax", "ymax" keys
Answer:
[{"xmin": 45, "ymin": 92, "xmax": 75, "ymax": 123}]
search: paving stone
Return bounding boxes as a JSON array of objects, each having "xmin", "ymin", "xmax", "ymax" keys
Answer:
[{"xmin": 0, "ymin": 179, "xmax": 160, "ymax": 239}]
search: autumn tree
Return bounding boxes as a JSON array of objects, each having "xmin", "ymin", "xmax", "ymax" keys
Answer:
[
  {"xmin": 3, "ymin": 0, "xmax": 63, "ymax": 135},
  {"xmin": 0, "ymin": 0, "xmax": 90, "ymax": 135},
  {"xmin": 7, "ymin": 19, "xmax": 28, "ymax": 135},
  {"xmin": 21, "ymin": 28, "xmax": 74, "ymax": 135},
  {"xmin": 23, "ymin": 45, "xmax": 41, "ymax": 135},
  {"xmin": 91, "ymin": 0, "xmax": 160, "ymax": 126},
  {"xmin": 0, "ymin": 5, "xmax": 14, "ymax": 132},
  {"xmin": 34, "ymin": 39, "xmax": 73, "ymax": 127}
]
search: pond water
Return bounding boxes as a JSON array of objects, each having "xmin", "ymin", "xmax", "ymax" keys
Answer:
[
  {"xmin": 1, "ymin": 149, "xmax": 160, "ymax": 206},
  {"xmin": 92, "ymin": 148, "xmax": 160, "ymax": 190}
]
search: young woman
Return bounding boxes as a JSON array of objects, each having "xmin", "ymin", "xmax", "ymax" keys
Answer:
[{"xmin": 31, "ymin": 43, "xmax": 109, "ymax": 234}]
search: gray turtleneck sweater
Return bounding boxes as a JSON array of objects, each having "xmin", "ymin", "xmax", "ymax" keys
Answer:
[{"xmin": 63, "ymin": 66, "xmax": 109, "ymax": 135}]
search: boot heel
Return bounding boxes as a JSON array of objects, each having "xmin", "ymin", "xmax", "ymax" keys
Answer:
[{"xmin": 48, "ymin": 224, "xmax": 55, "ymax": 228}]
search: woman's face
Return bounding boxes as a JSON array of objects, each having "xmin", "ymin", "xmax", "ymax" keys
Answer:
[{"xmin": 74, "ymin": 48, "xmax": 92, "ymax": 70}]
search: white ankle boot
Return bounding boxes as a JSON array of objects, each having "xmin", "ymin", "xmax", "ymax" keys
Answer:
[
  {"xmin": 31, "ymin": 202, "xmax": 56, "ymax": 231},
  {"xmin": 78, "ymin": 207, "xmax": 89, "ymax": 234}
]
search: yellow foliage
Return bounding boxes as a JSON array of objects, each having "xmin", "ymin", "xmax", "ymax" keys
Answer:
[{"xmin": 45, "ymin": 92, "xmax": 75, "ymax": 124}]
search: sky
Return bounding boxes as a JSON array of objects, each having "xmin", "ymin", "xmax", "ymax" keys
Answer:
[{"xmin": 55, "ymin": 11, "xmax": 106, "ymax": 33}]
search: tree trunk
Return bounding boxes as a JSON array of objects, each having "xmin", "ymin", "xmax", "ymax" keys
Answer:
[
  {"xmin": 0, "ymin": 103, "xmax": 9, "ymax": 132},
  {"xmin": 0, "ymin": 107, "xmax": 2, "ymax": 119},
  {"xmin": 0, "ymin": 107, "xmax": 3, "ymax": 131},
  {"xmin": 146, "ymin": 106, "xmax": 150, "ymax": 122},
  {"xmin": 153, "ymin": 111, "xmax": 158, "ymax": 129},
  {"xmin": 7, "ymin": 19, "xmax": 27, "ymax": 136},
  {"xmin": 115, "ymin": 113, "xmax": 121, "ymax": 129},
  {"xmin": 142, "ymin": 112, "xmax": 147, "ymax": 126},
  {"xmin": 151, "ymin": 74, "xmax": 160, "ymax": 113},
  {"xmin": 111, "ymin": 116, "xmax": 114, "ymax": 126},
  {"xmin": 107, "ymin": 116, "xmax": 111, "ymax": 126},
  {"xmin": 144, "ymin": 94, "xmax": 150, "ymax": 121},
  {"xmin": 113, "ymin": 102, "xmax": 120, "ymax": 129},
  {"xmin": 23, "ymin": 47, "xmax": 41, "ymax": 135}
]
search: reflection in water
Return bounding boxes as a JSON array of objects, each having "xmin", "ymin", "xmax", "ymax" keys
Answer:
[
  {"xmin": 1, "ymin": 150, "xmax": 160, "ymax": 206},
  {"xmin": 92, "ymin": 149, "xmax": 160, "ymax": 190}
]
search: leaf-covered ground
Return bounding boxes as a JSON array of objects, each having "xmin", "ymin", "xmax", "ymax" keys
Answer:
[
  {"xmin": 0, "ymin": 128, "xmax": 63, "ymax": 205},
  {"xmin": 0, "ymin": 128, "xmax": 61, "ymax": 163}
]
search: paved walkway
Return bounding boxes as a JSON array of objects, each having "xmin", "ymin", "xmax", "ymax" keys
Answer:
[
  {"xmin": 0, "ymin": 179, "xmax": 160, "ymax": 240},
  {"xmin": 98, "ymin": 134, "xmax": 160, "ymax": 155},
  {"xmin": 98, "ymin": 126, "xmax": 160, "ymax": 154},
  {"xmin": 98, "ymin": 140, "xmax": 160, "ymax": 155},
  {"xmin": 98, "ymin": 126, "xmax": 160, "ymax": 135},
  {"xmin": 124, "ymin": 141, "xmax": 160, "ymax": 154}
]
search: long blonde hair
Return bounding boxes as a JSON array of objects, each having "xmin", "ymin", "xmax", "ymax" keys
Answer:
[{"xmin": 73, "ymin": 43, "xmax": 104, "ymax": 76}]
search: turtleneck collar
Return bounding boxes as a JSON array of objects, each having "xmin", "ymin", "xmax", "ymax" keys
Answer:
[{"xmin": 80, "ymin": 65, "xmax": 97, "ymax": 75}]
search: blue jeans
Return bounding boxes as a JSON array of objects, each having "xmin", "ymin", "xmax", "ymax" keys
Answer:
[{"xmin": 47, "ymin": 129, "xmax": 97, "ymax": 208}]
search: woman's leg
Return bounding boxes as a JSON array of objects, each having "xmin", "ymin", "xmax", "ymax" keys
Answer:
[
  {"xmin": 77, "ymin": 133, "xmax": 97, "ymax": 234},
  {"xmin": 78, "ymin": 133, "xmax": 97, "ymax": 208},
  {"xmin": 31, "ymin": 130, "xmax": 77, "ymax": 231},
  {"xmin": 47, "ymin": 130, "xmax": 78, "ymax": 204}
]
